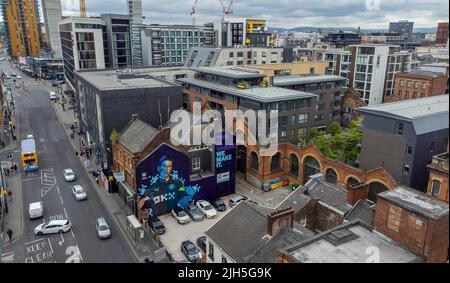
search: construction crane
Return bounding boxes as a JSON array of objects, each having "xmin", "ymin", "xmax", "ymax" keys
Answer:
[
  {"xmin": 80, "ymin": 0, "xmax": 86, "ymax": 17},
  {"xmin": 218, "ymin": 0, "xmax": 234, "ymax": 20},
  {"xmin": 190, "ymin": 0, "xmax": 198, "ymax": 26}
]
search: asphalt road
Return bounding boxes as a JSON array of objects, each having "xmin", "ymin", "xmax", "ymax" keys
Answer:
[{"xmin": 1, "ymin": 60, "xmax": 135, "ymax": 263}]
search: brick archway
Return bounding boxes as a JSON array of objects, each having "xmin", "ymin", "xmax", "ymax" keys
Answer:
[
  {"xmin": 366, "ymin": 179, "xmax": 391, "ymax": 202},
  {"xmin": 324, "ymin": 167, "xmax": 340, "ymax": 185}
]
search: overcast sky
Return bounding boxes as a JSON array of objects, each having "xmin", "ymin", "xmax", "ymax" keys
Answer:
[{"xmin": 1, "ymin": 0, "xmax": 448, "ymax": 29}]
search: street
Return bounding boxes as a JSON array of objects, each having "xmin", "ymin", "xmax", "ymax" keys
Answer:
[{"xmin": 1, "ymin": 60, "xmax": 135, "ymax": 263}]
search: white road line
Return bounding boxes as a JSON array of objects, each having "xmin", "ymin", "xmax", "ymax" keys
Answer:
[
  {"xmin": 48, "ymin": 238, "xmax": 54, "ymax": 255},
  {"xmin": 21, "ymin": 177, "xmax": 41, "ymax": 182},
  {"xmin": 1, "ymin": 252, "xmax": 14, "ymax": 263},
  {"xmin": 59, "ymin": 195, "xmax": 64, "ymax": 205},
  {"xmin": 24, "ymin": 238, "xmax": 47, "ymax": 246},
  {"xmin": 57, "ymin": 185, "xmax": 61, "ymax": 195},
  {"xmin": 63, "ymin": 207, "xmax": 68, "ymax": 218},
  {"xmin": 71, "ymin": 229, "xmax": 75, "ymax": 238}
]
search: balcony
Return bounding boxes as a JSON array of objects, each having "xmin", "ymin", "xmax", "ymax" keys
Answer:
[{"xmin": 430, "ymin": 153, "xmax": 449, "ymax": 172}]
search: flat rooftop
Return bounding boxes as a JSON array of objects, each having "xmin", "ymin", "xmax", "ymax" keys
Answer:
[
  {"xmin": 357, "ymin": 95, "xmax": 449, "ymax": 120},
  {"xmin": 195, "ymin": 67, "xmax": 264, "ymax": 79},
  {"xmin": 273, "ymin": 75, "xmax": 346, "ymax": 86},
  {"xmin": 178, "ymin": 78, "xmax": 317, "ymax": 103},
  {"xmin": 282, "ymin": 221, "xmax": 420, "ymax": 263},
  {"xmin": 75, "ymin": 68, "xmax": 184, "ymax": 90},
  {"xmin": 378, "ymin": 186, "xmax": 449, "ymax": 220}
]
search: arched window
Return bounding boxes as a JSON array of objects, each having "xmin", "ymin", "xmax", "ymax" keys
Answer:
[
  {"xmin": 290, "ymin": 154, "xmax": 299, "ymax": 176},
  {"xmin": 303, "ymin": 156, "xmax": 321, "ymax": 184},
  {"xmin": 271, "ymin": 153, "xmax": 281, "ymax": 172},
  {"xmin": 251, "ymin": 152, "xmax": 259, "ymax": 171},
  {"xmin": 347, "ymin": 177, "xmax": 360, "ymax": 188},
  {"xmin": 368, "ymin": 182, "xmax": 389, "ymax": 202},
  {"xmin": 325, "ymin": 168, "xmax": 338, "ymax": 185}
]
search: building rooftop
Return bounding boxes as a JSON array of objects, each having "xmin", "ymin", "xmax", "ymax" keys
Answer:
[
  {"xmin": 344, "ymin": 199, "xmax": 375, "ymax": 228},
  {"xmin": 76, "ymin": 69, "xmax": 178, "ymax": 90},
  {"xmin": 195, "ymin": 67, "xmax": 264, "ymax": 79},
  {"xmin": 178, "ymin": 78, "xmax": 317, "ymax": 103},
  {"xmin": 281, "ymin": 220, "xmax": 421, "ymax": 263},
  {"xmin": 378, "ymin": 186, "xmax": 449, "ymax": 220},
  {"xmin": 273, "ymin": 75, "xmax": 346, "ymax": 86},
  {"xmin": 119, "ymin": 118, "xmax": 159, "ymax": 154},
  {"xmin": 395, "ymin": 69, "xmax": 446, "ymax": 79},
  {"xmin": 275, "ymin": 186, "xmax": 312, "ymax": 213}
]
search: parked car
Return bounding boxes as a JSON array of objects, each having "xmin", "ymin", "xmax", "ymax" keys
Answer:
[
  {"xmin": 63, "ymin": 168, "xmax": 76, "ymax": 182},
  {"xmin": 49, "ymin": 91, "xmax": 58, "ymax": 101},
  {"xmin": 16, "ymin": 75, "xmax": 22, "ymax": 79},
  {"xmin": 196, "ymin": 236, "xmax": 207, "ymax": 254},
  {"xmin": 181, "ymin": 240, "xmax": 202, "ymax": 263},
  {"xmin": 28, "ymin": 202, "xmax": 44, "ymax": 219},
  {"xmin": 212, "ymin": 198, "xmax": 226, "ymax": 212},
  {"xmin": 96, "ymin": 217, "xmax": 111, "ymax": 239},
  {"xmin": 148, "ymin": 217, "xmax": 166, "ymax": 235},
  {"xmin": 34, "ymin": 220, "xmax": 71, "ymax": 235},
  {"xmin": 171, "ymin": 207, "xmax": 190, "ymax": 224},
  {"xmin": 196, "ymin": 200, "xmax": 217, "ymax": 219},
  {"xmin": 229, "ymin": 195, "xmax": 248, "ymax": 207},
  {"xmin": 71, "ymin": 185, "xmax": 87, "ymax": 201},
  {"xmin": 11, "ymin": 72, "xmax": 17, "ymax": 77},
  {"xmin": 5, "ymin": 74, "xmax": 11, "ymax": 79},
  {"xmin": 185, "ymin": 204, "xmax": 205, "ymax": 222}
]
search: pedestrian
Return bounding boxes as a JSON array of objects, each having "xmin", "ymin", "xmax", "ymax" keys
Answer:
[
  {"xmin": 6, "ymin": 228, "xmax": 13, "ymax": 241},
  {"xmin": 1, "ymin": 141, "xmax": 4, "ymax": 148},
  {"xmin": 75, "ymin": 151, "xmax": 79, "ymax": 157},
  {"xmin": 10, "ymin": 166, "xmax": 14, "ymax": 174},
  {"xmin": 13, "ymin": 164, "xmax": 17, "ymax": 173},
  {"xmin": 5, "ymin": 167, "xmax": 10, "ymax": 176},
  {"xmin": 8, "ymin": 190, "xmax": 12, "ymax": 201}
]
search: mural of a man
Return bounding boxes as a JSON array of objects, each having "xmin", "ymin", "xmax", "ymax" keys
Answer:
[{"xmin": 138, "ymin": 156, "xmax": 199, "ymax": 219}]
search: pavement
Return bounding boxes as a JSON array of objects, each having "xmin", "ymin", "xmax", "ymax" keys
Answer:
[{"xmin": 49, "ymin": 87, "xmax": 160, "ymax": 262}]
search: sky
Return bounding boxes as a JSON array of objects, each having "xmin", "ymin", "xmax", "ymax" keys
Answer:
[{"xmin": 1, "ymin": 0, "xmax": 449, "ymax": 29}]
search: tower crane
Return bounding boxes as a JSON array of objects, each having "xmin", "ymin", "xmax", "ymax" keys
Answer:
[
  {"xmin": 218, "ymin": 0, "xmax": 234, "ymax": 20},
  {"xmin": 190, "ymin": 0, "xmax": 198, "ymax": 26},
  {"xmin": 71, "ymin": 0, "xmax": 87, "ymax": 17}
]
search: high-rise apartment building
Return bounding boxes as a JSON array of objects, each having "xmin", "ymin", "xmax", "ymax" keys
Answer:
[
  {"xmin": 41, "ymin": 0, "xmax": 63, "ymax": 58},
  {"xmin": 127, "ymin": 0, "xmax": 143, "ymax": 67},
  {"xmin": 1, "ymin": 0, "xmax": 43, "ymax": 58},
  {"xmin": 389, "ymin": 20, "xmax": 414, "ymax": 38},
  {"xmin": 101, "ymin": 14, "xmax": 132, "ymax": 69},
  {"xmin": 349, "ymin": 44, "xmax": 412, "ymax": 105},
  {"xmin": 214, "ymin": 18, "xmax": 271, "ymax": 48},
  {"xmin": 436, "ymin": 22, "xmax": 449, "ymax": 45}
]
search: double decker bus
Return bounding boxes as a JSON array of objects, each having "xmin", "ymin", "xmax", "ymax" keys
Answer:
[{"xmin": 21, "ymin": 135, "xmax": 39, "ymax": 172}]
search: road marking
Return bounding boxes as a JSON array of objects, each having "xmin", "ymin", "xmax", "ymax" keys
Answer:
[
  {"xmin": 58, "ymin": 233, "xmax": 65, "ymax": 246},
  {"xmin": 24, "ymin": 238, "xmax": 54, "ymax": 263},
  {"xmin": 63, "ymin": 207, "xmax": 68, "ymax": 219},
  {"xmin": 48, "ymin": 238, "xmax": 54, "ymax": 255},
  {"xmin": 40, "ymin": 168, "xmax": 56, "ymax": 198},
  {"xmin": 65, "ymin": 246, "xmax": 82, "ymax": 263},
  {"xmin": 57, "ymin": 185, "xmax": 61, "ymax": 195},
  {"xmin": 59, "ymin": 195, "xmax": 64, "ymax": 205},
  {"xmin": 21, "ymin": 177, "xmax": 42, "ymax": 182},
  {"xmin": 1, "ymin": 251, "xmax": 14, "ymax": 263}
]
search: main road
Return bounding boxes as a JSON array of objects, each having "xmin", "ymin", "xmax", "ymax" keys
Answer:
[{"xmin": 1, "ymin": 60, "xmax": 135, "ymax": 263}]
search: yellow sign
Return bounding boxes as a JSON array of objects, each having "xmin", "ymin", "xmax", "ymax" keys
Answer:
[{"xmin": 0, "ymin": 189, "xmax": 7, "ymax": 196}]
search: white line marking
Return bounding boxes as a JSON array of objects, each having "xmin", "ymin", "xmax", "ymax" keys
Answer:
[
  {"xmin": 24, "ymin": 238, "xmax": 47, "ymax": 246},
  {"xmin": 21, "ymin": 177, "xmax": 41, "ymax": 182},
  {"xmin": 59, "ymin": 195, "xmax": 64, "ymax": 205},
  {"xmin": 71, "ymin": 229, "xmax": 75, "ymax": 238},
  {"xmin": 57, "ymin": 185, "xmax": 61, "ymax": 195},
  {"xmin": 48, "ymin": 238, "xmax": 53, "ymax": 255},
  {"xmin": 63, "ymin": 207, "xmax": 68, "ymax": 218},
  {"xmin": 58, "ymin": 233, "xmax": 65, "ymax": 246},
  {"xmin": 1, "ymin": 252, "xmax": 14, "ymax": 263}
]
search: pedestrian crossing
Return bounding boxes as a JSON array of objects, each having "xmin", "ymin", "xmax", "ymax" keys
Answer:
[{"xmin": 1, "ymin": 251, "xmax": 14, "ymax": 263}]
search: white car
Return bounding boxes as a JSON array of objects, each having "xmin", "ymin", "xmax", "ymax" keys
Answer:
[
  {"xmin": 16, "ymin": 75, "xmax": 22, "ymax": 79},
  {"xmin": 171, "ymin": 207, "xmax": 191, "ymax": 224},
  {"xmin": 196, "ymin": 200, "xmax": 217, "ymax": 219},
  {"xmin": 49, "ymin": 92, "xmax": 58, "ymax": 101},
  {"xmin": 29, "ymin": 202, "xmax": 44, "ymax": 219},
  {"xmin": 63, "ymin": 168, "xmax": 76, "ymax": 182},
  {"xmin": 35, "ymin": 220, "xmax": 72, "ymax": 235},
  {"xmin": 72, "ymin": 185, "xmax": 87, "ymax": 201}
]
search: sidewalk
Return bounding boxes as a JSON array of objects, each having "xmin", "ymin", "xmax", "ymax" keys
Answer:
[
  {"xmin": 1, "ymin": 161, "xmax": 22, "ymax": 248},
  {"xmin": 51, "ymin": 97, "xmax": 160, "ymax": 262}
]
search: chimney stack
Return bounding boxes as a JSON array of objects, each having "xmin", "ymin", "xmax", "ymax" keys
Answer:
[
  {"xmin": 267, "ymin": 207, "xmax": 295, "ymax": 237},
  {"xmin": 131, "ymin": 114, "xmax": 139, "ymax": 122},
  {"xmin": 347, "ymin": 182, "xmax": 369, "ymax": 206}
]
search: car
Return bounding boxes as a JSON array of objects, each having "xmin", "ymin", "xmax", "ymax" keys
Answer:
[
  {"xmin": 49, "ymin": 91, "xmax": 58, "ymax": 101},
  {"xmin": 229, "ymin": 195, "xmax": 248, "ymax": 208},
  {"xmin": 28, "ymin": 202, "xmax": 44, "ymax": 219},
  {"xmin": 96, "ymin": 217, "xmax": 111, "ymax": 239},
  {"xmin": 71, "ymin": 185, "xmax": 87, "ymax": 201},
  {"xmin": 11, "ymin": 72, "xmax": 17, "ymax": 77},
  {"xmin": 212, "ymin": 198, "xmax": 226, "ymax": 212},
  {"xmin": 196, "ymin": 200, "xmax": 217, "ymax": 219},
  {"xmin": 16, "ymin": 75, "xmax": 22, "ymax": 79},
  {"xmin": 63, "ymin": 168, "xmax": 76, "ymax": 182},
  {"xmin": 34, "ymin": 220, "xmax": 71, "ymax": 235},
  {"xmin": 171, "ymin": 207, "xmax": 191, "ymax": 224},
  {"xmin": 148, "ymin": 217, "xmax": 166, "ymax": 235},
  {"xmin": 185, "ymin": 204, "xmax": 205, "ymax": 222},
  {"xmin": 196, "ymin": 236, "xmax": 207, "ymax": 254},
  {"xmin": 5, "ymin": 74, "xmax": 11, "ymax": 79},
  {"xmin": 181, "ymin": 240, "xmax": 202, "ymax": 263}
]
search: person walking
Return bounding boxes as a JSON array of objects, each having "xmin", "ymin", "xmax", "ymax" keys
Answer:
[
  {"xmin": 13, "ymin": 164, "xmax": 17, "ymax": 173},
  {"xmin": 6, "ymin": 228, "xmax": 13, "ymax": 241},
  {"xmin": 8, "ymin": 190, "xmax": 12, "ymax": 201}
]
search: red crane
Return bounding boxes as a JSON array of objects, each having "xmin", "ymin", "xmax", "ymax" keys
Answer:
[
  {"xmin": 218, "ymin": 0, "xmax": 234, "ymax": 20},
  {"xmin": 191, "ymin": 0, "xmax": 198, "ymax": 26}
]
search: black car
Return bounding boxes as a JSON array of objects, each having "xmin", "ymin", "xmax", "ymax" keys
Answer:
[
  {"xmin": 148, "ymin": 217, "xmax": 166, "ymax": 235},
  {"xmin": 181, "ymin": 240, "xmax": 201, "ymax": 262},
  {"xmin": 196, "ymin": 236, "xmax": 207, "ymax": 254},
  {"xmin": 185, "ymin": 204, "xmax": 205, "ymax": 222},
  {"xmin": 212, "ymin": 198, "xmax": 226, "ymax": 212}
]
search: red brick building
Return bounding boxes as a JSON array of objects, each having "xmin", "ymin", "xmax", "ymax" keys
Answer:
[
  {"xmin": 427, "ymin": 152, "xmax": 449, "ymax": 203},
  {"xmin": 375, "ymin": 186, "xmax": 449, "ymax": 263},
  {"xmin": 387, "ymin": 70, "xmax": 448, "ymax": 102},
  {"xmin": 436, "ymin": 22, "xmax": 449, "ymax": 45}
]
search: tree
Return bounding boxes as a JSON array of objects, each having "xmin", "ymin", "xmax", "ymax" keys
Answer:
[
  {"xmin": 311, "ymin": 127, "xmax": 320, "ymax": 139},
  {"xmin": 344, "ymin": 127, "xmax": 362, "ymax": 162},
  {"xmin": 110, "ymin": 129, "xmax": 120, "ymax": 144},
  {"xmin": 328, "ymin": 122, "xmax": 342, "ymax": 136}
]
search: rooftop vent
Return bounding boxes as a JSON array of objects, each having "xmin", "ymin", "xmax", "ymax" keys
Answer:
[{"xmin": 325, "ymin": 228, "xmax": 359, "ymax": 247}]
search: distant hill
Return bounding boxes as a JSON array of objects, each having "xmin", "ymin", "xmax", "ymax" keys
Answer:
[{"xmin": 269, "ymin": 27, "xmax": 437, "ymax": 33}]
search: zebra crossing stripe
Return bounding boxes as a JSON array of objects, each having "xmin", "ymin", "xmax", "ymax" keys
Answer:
[{"xmin": 1, "ymin": 251, "xmax": 14, "ymax": 263}]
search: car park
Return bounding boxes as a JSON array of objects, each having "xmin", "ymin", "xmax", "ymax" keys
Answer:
[
  {"xmin": 185, "ymin": 204, "xmax": 205, "ymax": 222},
  {"xmin": 171, "ymin": 207, "xmax": 190, "ymax": 224},
  {"xmin": 212, "ymin": 198, "xmax": 226, "ymax": 212},
  {"xmin": 34, "ymin": 220, "xmax": 71, "ymax": 235},
  {"xmin": 196, "ymin": 236, "xmax": 207, "ymax": 254},
  {"xmin": 181, "ymin": 240, "xmax": 202, "ymax": 262},
  {"xmin": 63, "ymin": 168, "xmax": 76, "ymax": 182},
  {"xmin": 72, "ymin": 185, "xmax": 87, "ymax": 201},
  {"xmin": 229, "ymin": 195, "xmax": 248, "ymax": 207},
  {"xmin": 28, "ymin": 202, "xmax": 44, "ymax": 219},
  {"xmin": 96, "ymin": 217, "xmax": 112, "ymax": 239},
  {"xmin": 149, "ymin": 216, "xmax": 166, "ymax": 235},
  {"xmin": 196, "ymin": 200, "xmax": 217, "ymax": 219}
]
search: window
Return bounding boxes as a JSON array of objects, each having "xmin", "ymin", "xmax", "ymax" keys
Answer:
[
  {"xmin": 229, "ymin": 52, "xmax": 234, "ymax": 58},
  {"xmin": 430, "ymin": 142, "xmax": 435, "ymax": 152},
  {"xmin": 297, "ymin": 128, "xmax": 307, "ymax": 137},
  {"xmin": 208, "ymin": 243, "xmax": 214, "ymax": 261},
  {"xmin": 281, "ymin": 131, "xmax": 287, "ymax": 138},
  {"xmin": 395, "ymin": 122, "xmax": 404, "ymax": 135},
  {"xmin": 192, "ymin": 157, "xmax": 201, "ymax": 171},
  {"xmin": 310, "ymin": 67, "xmax": 315, "ymax": 74},
  {"xmin": 291, "ymin": 115, "xmax": 296, "ymax": 125},
  {"xmin": 222, "ymin": 255, "xmax": 227, "ymax": 263},
  {"xmin": 405, "ymin": 91, "xmax": 409, "ymax": 99},
  {"xmin": 407, "ymin": 80, "xmax": 411, "ymax": 87},
  {"xmin": 399, "ymin": 80, "xmax": 404, "ymax": 87},
  {"xmin": 422, "ymin": 82, "xmax": 427, "ymax": 89},
  {"xmin": 407, "ymin": 146, "xmax": 413, "ymax": 155},
  {"xmin": 432, "ymin": 180, "xmax": 441, "ymax": 198},
  {"xmin": 414, "ymin": 81, "xmax": 419, "ymax": 89},
  {"xmin": 376, "ymin": 56, "xmax": 381, "ymax": 66},
  {"xmin": 403, "ymin": 164, "xmax": 410, "ymax": 174}
]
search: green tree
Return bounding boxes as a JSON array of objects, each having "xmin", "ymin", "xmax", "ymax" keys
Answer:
[
  {"xmin": 110, "ymin": 129, "xmax": 120, "ymax": 144},
  {"xmin": 328, "ymin": 122, "xmax": 342, "ymax": 136},
  {"xmin": 344, "ymin": 127, "xmax": 363, "ymax": 162},
  {"xmin": 311, "ymin": 127, "xmax": 321, "ymax": 139}
]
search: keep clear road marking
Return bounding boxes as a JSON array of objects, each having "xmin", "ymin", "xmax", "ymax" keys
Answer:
[
  {"xmin": 1, "ymin": 251, "xmax": 14, "ymax": 263},
  {"xmin": 24, "ymin": 238, "xmax": 54, "ymax": 263}
]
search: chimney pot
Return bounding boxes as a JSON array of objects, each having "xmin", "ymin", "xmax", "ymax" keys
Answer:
[{"xmin": 131, "ymin": 114, "xmax": 139, "ymax": 121}]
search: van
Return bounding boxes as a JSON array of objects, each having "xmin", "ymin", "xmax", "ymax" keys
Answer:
[{"xmin": 29, "ymin": 202, "xmax": 44, "ymax": 219}]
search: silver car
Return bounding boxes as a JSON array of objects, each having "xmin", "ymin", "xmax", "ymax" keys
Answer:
[
  {"xmin": 96, "ymin": 217, "xmax": 111, "ymax": 239},
  {"xmin": 72, "ymin": 185, "xmax": 87, "ymax": 201},
  {"xmin": 63, "ymin": 168, "xmax": 76, "ymax": 182}
]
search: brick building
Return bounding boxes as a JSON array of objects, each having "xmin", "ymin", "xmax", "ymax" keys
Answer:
[
  {"xmin": 387, "ymin": 70, "xmax": 448, "ymax": 102},
  {"xmin": 375, "ymin": 186, "xmax": 449, "ymax": 263},
  {"xmin": 436, "ymin": 22, "xmax": 449, "ymax": 45},
  {"xmin": 426, "ymin": 152, "xmax": 449, "ymax": 203}
]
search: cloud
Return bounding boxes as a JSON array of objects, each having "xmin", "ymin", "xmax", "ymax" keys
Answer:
[{"xmin": 59, "ymin": 0, "xmax": 448, "ymax": 28}]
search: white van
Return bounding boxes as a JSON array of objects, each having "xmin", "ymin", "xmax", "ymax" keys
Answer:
[{"xmin": 29, "ymin": 202, "xmax": 44, "ymax": 219}]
